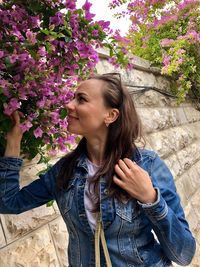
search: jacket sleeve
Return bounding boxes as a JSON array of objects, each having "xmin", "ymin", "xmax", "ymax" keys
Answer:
[
  {"xmin": 0, "ymin": 156, "xmax": 61, "ymax": 214},
  {"xmin": 138, "ymin": 153, "xmax": 196, "ymax": 266}
]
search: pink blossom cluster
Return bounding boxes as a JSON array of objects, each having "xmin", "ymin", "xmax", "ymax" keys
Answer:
[
  {"xmin": 109, "ymin": 0, "xmax": 199, "ymax": 102},
  {"xmin": 177, "ymin": 0, "xmax": 199, "ymax": 11},
  {"xmin": 109, "ymin": 0, "xmax": 199, "ymax": 30},
  {"xmin": 178, "ymin": 30, "xmax": 200, "ymax": 43},
  {"xmin": 109, "ymin": 0, "xmax": 171, "ymax": 28},
  {"xmin": 109, "ymin": 0, "xmax": 127, "ymax": 9},
  {"xmin": 109, "ymin": 38, "xmax": 134, "ymax": 69},
  {"xmin": 153, "ymin": 15, "xmax": 178, "ymax": 28},
  {"xmin": 0, "ymin": 0, "xmax": 113, "ymax": 157}
]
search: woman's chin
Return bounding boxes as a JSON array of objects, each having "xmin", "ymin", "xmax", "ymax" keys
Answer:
[{"xmin": 67, "ymin": 127, "xmax": 80, "ymax": 135}]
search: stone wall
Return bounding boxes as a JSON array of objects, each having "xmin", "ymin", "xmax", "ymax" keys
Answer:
[{"xmin": 0, "ymin": 53, "xmax": 200, "ymax": 267}]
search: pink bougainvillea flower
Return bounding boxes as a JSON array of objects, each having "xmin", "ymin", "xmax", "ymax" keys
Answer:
[
  {"xmin": 20, "ymin": 120, "xmax": 33, "ymax": 133},
  {"xmin": 64, "ymin": 0, "xmax": 76, "ymax": 10},
  {"xmin": 3, "ymin": 98, "xmax": 21, "ymax": 116},
  {"xmin": 33, "ymin": 127, "xmax": 43, "ymax": 138},
  {"xmin": 82, "ymin": 0, "xmax": 92, "ymax": 11},
  {"xmin": 26, "ymin": 29, "xmax": 37, "ymax": 44},
  {"xmin": 9, "ymin": 54, "xmax": 18, "ymax": 64},
  {"xmin": 50, "ymin": 12, "xmax": 64, "ymax": 26},
  {"xmin": 160, "ymin": 39, "xmax": 175, "ymax": 47},
  {"xmin": 92, "ymin": 30, "xmax": 99, "ymax": 36},
  {"xmin": 163, "ymin": 55, "xmax": 171, "ymax": 66}
]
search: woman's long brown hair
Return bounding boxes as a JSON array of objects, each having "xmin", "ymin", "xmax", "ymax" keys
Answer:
[{"xmin": 57, "ymin": 73, "xmax": 144, "ymax": 206}]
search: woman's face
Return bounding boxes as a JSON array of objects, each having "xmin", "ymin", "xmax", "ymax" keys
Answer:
[{"xmin": 66, "ymin": 79, "xmax": 113, "ymax": 137}]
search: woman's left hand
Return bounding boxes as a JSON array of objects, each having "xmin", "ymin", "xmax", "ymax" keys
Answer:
[{"xmin": 113, "ymin": 158, "xmax": 157, "ymax": 204}]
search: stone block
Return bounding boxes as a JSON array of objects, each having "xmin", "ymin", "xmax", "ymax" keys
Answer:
[
  {"xmin": 0, "ymin": 226, "xmax": 59, "ymax": 267},
  {"xmin": 49, "ymin": 217, "xmax": 69, "ymax": 267},
  {"xmin": 0, "ymin": 220, "xmax": 6, "ymax": 248},
  {"xmin": 100, "ymin": 59, "xmax": 117, "ymax": 74},
  {"xmin": 184, "ymin": 203, "xmax": 199, "ymax": 236},
  {"xmin": 175, "ymin": 107, "xmax": 189, "ymax": 125},
  {"xmin": 176, "ymin": 141, "xmax": 200, "ymax": 171},
  {"xmin": 175, "ymin": 177, "xmax": 188, "ymax": 208},
  {"xmin": 132, "ymin": 90, "xmax": 171, "ymax": 108},
  {"xmin": 188, "ymin": 121, "xmax": 200, "ymax": 140},
  {"xmin": 1, "ymin": 205, "xmax": 57, "ymax": 244},
  {"xmin": 20, "ymin": 157, "xmax": 60, "ymax": 186},
  {"xmin": 20, "ymin": 162, "xmax": 47, "ymax": 186},
  {"xmin": 164, "ymin": 154, "xmax": 182, "ymax": 179},
  {"xmin": 193, "ymin": 228, "xmax": 200, "ymax": 250},
  {"xmin": 149, "ymin": 126, "xmax": 194, "ymax": 158},
  {"xmin": 53, "ymin": 202, "xmax": 61, "ymax": 215},
  {"xmin": 149, "ymin": 134, "xmax": 169, "ymax": 158},
  {"xmin": 181, "ymin": 124, "xmax": 195, "ymax": 142},
  {"xmin": 177, "ymin": 172, "xmax": 195, "ymax": 202},
  {"xmin": 131, "ymin": 54, "xmax": 152, "ymax": 69},
  {"xmin": 154, "ymin": 75, "xmax": 171, "ymax": 91},
  {"xmin": 187, "ymin": 161, "xmax": 200, "ymax": 195},
  {"xmin": 21, "ymin": 153, "xmax": 41, "ymax": 167},
  {"xmin": 137, "ymin": 108, "xmax": 178, "ymax": 133},
  {"xmin": 120, "ymin": 68, "xmax": 130, "ymax": 84},
  {"xmin": 191, "ymin": 189, "xmax": 200, "ymax": 221},
  {"xmin": 126, "ymin": 69, "xmax": 157, "ymax": 87},
  {"xmin": 183, "ymin": 107, "xmax": 200, "ymax": 123}
]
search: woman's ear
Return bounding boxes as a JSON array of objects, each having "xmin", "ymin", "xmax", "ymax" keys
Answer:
[{"xmin": 104, "ymin": 108, "xmax": 119, "ymax": 126}]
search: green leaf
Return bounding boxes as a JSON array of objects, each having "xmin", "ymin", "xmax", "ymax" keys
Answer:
[
  {"xmin": 46, "ymin": 200, "xmax": 54, "ymax": 207},
  {"xmin": 60, "ymin": 108, "xmax": 68, "ymax": 119},
  {"xmin": 40, "ymin": 29, "xmax": 49, "ymax": 35},
  {"xmin": 4, "ymin": 57, "xmax": 12, "ymax": 68},
  {"xmin": 63, "ymin": 28, "xmax": 72, "ymax": 37},
  {"xmin": 45, "ymin": 42, "xmax": 52, "ymax": 53},
  {"xmin": 57, "ymin": 33, "xmax": 66, "ymax": 38}
]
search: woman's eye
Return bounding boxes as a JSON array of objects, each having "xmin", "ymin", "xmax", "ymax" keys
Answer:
[{"xmin": 78, "ymin": 96, "xmax": 86, "ymax": 102}]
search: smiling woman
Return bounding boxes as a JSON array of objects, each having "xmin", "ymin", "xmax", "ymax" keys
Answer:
[
  {"xmin": 0, "ymin": 73, "xmax": 196, "ymax": 267},
  {"xmin": 66, "ymin": 78, "xmax": 119, "ymax": 141}
]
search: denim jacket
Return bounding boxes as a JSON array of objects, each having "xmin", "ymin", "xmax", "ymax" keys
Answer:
[{"xmin": 0, "ymin": 148, "xmax": 196, "ymax": 267}]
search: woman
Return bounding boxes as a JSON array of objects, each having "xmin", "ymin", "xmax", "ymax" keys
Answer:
[{"xmin": 0, "ymin": 74, "xmax": 196, "ymax": 266}]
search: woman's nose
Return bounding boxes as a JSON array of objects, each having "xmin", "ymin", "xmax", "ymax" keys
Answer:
[{"xmin": 65, "ymin": 99, "xmax": 75, "ymax": 110}]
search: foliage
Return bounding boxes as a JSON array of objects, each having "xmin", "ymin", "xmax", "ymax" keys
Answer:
[
  {"xmin": 109, "ymin": 0, "xmax": 200, "ymax": 103},
  {"xmin": 0, "ymin": 0, "xmax": 129, "ymax": 160}
]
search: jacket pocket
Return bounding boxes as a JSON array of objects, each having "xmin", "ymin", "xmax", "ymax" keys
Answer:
[
  {"xmin": 115, "ymin": 198, "xmax": 144, "ymax": 265},
  {"xmin": 115, "ymin": 197, "xmax": 141, "ymax": 222}
]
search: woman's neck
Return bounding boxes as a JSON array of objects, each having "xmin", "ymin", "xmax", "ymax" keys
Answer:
[{"xmin": 86, "ymin": 137, "xmax": 106, "ymax": 166}]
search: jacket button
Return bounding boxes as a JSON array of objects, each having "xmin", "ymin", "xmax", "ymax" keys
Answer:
[{"xmin": 104, "ymin": 189, "xmax": 109, "ymax": 195}]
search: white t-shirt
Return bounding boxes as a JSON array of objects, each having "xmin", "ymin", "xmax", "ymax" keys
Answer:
[{"xmin": 84, "ymin": 158, "xmax": 100, "ymax": 232}]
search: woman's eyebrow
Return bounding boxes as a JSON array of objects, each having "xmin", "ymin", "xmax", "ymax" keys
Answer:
[{"xmin": 75, "ymin": 91, "xmax": 89, "ymax": 97}]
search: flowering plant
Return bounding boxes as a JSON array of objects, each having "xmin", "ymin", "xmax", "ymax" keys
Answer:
[
  {"xmin": 0, "ymin": 0, "xmax": 129, "ymax": 160},
  {"xmin": 109, "ymin": 0, "xmax": 200, "ymax": 103}
]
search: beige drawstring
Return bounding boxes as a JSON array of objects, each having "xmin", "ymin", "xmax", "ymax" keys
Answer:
[{"xmin": 95, "ymin": 213, "xmax": 112, "ymax": 267}]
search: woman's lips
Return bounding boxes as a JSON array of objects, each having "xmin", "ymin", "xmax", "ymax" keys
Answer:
[{"xmin": 68, "ymin": 115, "xmax": 78, "ymax": 122}]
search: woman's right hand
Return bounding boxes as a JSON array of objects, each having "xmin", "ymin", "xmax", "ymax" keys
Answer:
[{"xmin": 4, "ymin": 111, "xmax": 24, "ymax": 157}]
